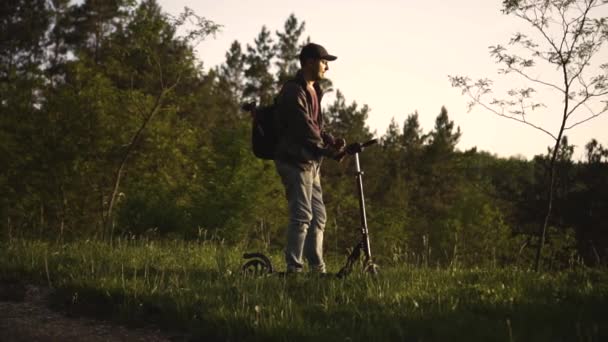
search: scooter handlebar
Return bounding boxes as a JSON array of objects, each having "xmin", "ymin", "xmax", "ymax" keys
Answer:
[
  {"xmin": 241, "ymin": 102, "xmax": 257, "ymax": 113},
  {"xmin": 361, "ymin": 139, "xmax": 378, "ymax": 149},
  {"xmin": 334, "ymin": 139, "xmax": 378, "ymax": 160}
]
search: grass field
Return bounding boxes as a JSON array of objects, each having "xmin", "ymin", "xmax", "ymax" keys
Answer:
[{"xmin": 1, "ymin": 238, "xmax": 606, "ymax": 341}]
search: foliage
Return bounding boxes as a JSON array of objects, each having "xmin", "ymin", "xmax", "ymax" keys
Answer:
[
  {"xmin": 1, "ymin": 239, "xmax": 607, "ymax": 341},
  {"xmin": 450, "ymin": 0, "xmax": 608, "ymax": 270},
  {"xmin": 1, "ymin": 1, "xmax": 606, "ymax": 268}
]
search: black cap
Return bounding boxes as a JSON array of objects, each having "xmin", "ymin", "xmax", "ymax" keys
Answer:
[{"xmin": 299, "ymin": 43, "xmax": 337, "ymax": 61}]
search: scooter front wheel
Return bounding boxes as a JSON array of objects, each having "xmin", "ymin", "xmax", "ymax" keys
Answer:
[{"xmin": 364, "ymin": 262, "xmax": 379, "ymax": 276}]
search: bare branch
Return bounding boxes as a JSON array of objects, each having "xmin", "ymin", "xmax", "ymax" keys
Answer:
[
  {"xmin": 466, "ymin": 90, "xmax": 557, "ymax": 140},
  {"xmin": 169, "ymin": 7, "xmax": 222, "ymax": 47},
  {"xmin": 566, "ymin": 85, "xmax": 608, "ymax": 120},
  {"xmin": 523, "ymin": 12, "xmax": 565, "ymax": 65},
  {"xmin": 155, "ymin": 54, "xmax": 164, "ymax": 89},
  {"xmin": 565, "ymin": 107, "xmax": 608, "ymax": 129},
  {"xmin": 558, "ymin": 4, "xmax": 571, "ymax": 53},
  {"xmin": 568, "ymin": 20, "xmax": 605, "ymax": 86},
  {"xmin": 482, "ymin": 102, "xmax": 557, "ymax": 139},
  {"xmin": 511, "ymin": 67, "xmax": 566, "ymax": 93},
  {"xmin": 564, "ymin": 0, "xmax": 594, "ymax": 66}
]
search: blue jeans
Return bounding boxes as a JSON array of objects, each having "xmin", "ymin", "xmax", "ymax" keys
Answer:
[{"xmin": 275, "ymin": 160, "xmax": 327, "ymax": 273}]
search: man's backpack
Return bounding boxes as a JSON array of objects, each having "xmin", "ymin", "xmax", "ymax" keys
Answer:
[{"xmin": 242, "ymin": 101, "xmax": 277, "ymax": 160}]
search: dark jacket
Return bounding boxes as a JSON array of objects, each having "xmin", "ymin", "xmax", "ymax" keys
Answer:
[{"xmin": 274, "ymin": 70, "xmax": 335, "ymax": 168}]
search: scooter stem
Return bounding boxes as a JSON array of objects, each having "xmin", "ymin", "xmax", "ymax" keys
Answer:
[{"xmin": 354, "ymin": 153, "xmax": 373, "ymax": 261}]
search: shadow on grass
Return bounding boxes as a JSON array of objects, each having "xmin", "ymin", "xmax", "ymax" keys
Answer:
[
  {"xmin": 43, "ymin": 273, "xmax": 608, "ymax": 342},
  {"xmin": 2, "ymin": 262, "xmax": 608, "ymax": 342}
]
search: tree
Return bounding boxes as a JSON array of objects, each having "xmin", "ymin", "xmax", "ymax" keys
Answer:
[
  {"xmin": 1, "ymin": 0, "xmax": 53, "ymax": 238},
  {"xmin": 0, "ymin": 0, "xmax": 49, "ymax": 78},
  {"xmin": 585, "ymin": 138, "xmax": 608, "ymax": 163},
  {"xmin": 274, "ymin": 14, "xmax": 306, "ymax": 84},
  {"xmin": 449, "ymin": 0, "xmax": 608, "ymax": 271},
  {"xmin": 576, "ymin": 139, "xmax": 608, "ymax": 263},
  {"xmin": 427, "ymin": 106, "xmax": 462, "ymax": 155},
  {"xmin": 401, "ymin": 112, "xmax": 425, "ymax": 152},
  {"xmin": 218, "ymin": 40, "xmax": 246, "ymax": 101},
  {"xmin": 66, "ymin": 0, "xmax": 131, "ymax": 64},
  {"xmin": 322, "ymin": 91, "xmax": 374, "ymax": 254},
  {"xmin": 373, "ymin": 119, "xmax": 412, "ymax": 258},
  {"xmin": 325, "ymin": 90, "xmax": 372, "ymax": 143},
  {"xmin": 243, "ymin": 26, "xmax": 276, "ymax": 105},
  {"xmin": 116, "ymin": 2, "xmax": 222, "ymax": 238},
  {"xmin": 416, "ymin": 107, "xmax": 463, "ymax": 265}
]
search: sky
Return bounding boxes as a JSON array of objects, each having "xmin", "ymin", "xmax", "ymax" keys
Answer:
[{"xmin": 158, "ymin": 0, "xmax": 607, "ymax": 160}]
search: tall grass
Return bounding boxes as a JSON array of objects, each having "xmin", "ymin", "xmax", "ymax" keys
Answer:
[{"xmin": 1, "ymin": 238, "xmax": 606, "ymax": 341}]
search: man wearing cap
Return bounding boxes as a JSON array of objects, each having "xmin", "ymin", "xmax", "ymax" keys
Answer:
[{"xmin": 274, "ymin": 43, "xmax": 345, "ymax": 274}]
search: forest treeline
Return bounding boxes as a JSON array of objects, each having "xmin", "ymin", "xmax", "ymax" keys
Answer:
[{"xmin": 1, "ymin": 0, "xmax": 607, "ymax": 268}]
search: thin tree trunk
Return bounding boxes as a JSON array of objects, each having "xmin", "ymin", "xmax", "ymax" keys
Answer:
[
  {"xmin": 7, "ymin": 216, "xmax": 12, "ymax": 241},
  {"xmin": 99, "ymin": 189, "xmax": 106, "ymax": 240},
  {"xmin": 534, "ymin": 152, "xmax": 557, "ymax": 271},
  {"xmin": 59, "ymin": 185, "xmax": 67, "ymax": 243},
  {"xmin": 104, "ymin": 85, "xmax": 176, "ymax": 239},
  {"xmin": 59, "ymin": 219, "xmax": 65, "ymax": 242},
  {"xmin": 39, "ymin": 202, "xmax": 44, "ymax": 236},
  {"xmin": 534, "ymin": 60, "xmax": 570, "ymax": 271}
]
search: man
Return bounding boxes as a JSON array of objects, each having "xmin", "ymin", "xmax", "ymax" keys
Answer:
[{"xmin": 274, "ymin": 43, "xmax": 345, "ymax": 273}]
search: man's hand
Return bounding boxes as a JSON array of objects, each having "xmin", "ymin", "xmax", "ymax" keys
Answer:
[
  {"xmin": 333, "ymin": 138, "xmax": 346, "ymax": 150},
  {"xmin": 241, "ymin": 102, "xmax": 257, "ymax": 118},
  {"xmin": 345, "ymin": 142, "xmax": 362, "ymax": 155},
  {"xmin": 332, "ymin": 138, "xmax": 347, "ymax": 162},
  {"xmin": 324, "ymin": 137, "xmax": 345, "ymax": 162}
]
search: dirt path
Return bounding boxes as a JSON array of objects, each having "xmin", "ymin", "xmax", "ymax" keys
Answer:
[{"xmin": 0, "ymin": 283, "xmax": 177, "ymax": 342}]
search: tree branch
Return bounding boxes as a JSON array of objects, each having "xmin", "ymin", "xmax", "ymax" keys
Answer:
[
  {"xmin": 522, "ymin": 6, "xmax": 563, "ymax": 63},
  {"xmin": 558, "ymin": 4, "xmax": 570, "ymax": 54},
  {"xmin": 467, "ymin": 92, "xmax": 558, "ymax": 140},
  {"xmin": 564, "ymin": 0, "xmax": 594, "ymax": 65},
  {"xmin": 511, "ymin": 67, "xmax": 566, "ymax": 93},
  {"xmin": 565, "ymin": 108, "xmax": 608, "ymax": 130}
]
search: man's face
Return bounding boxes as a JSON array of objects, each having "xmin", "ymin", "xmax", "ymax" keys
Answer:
[{"xmin": 308, "ymin": 58, "xmax": 329, "ymax": 81}]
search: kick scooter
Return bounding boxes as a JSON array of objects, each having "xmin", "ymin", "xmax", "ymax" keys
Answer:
[{"xmin": 241, "ymin": 139, "xmax": 379, "ymax": 278}]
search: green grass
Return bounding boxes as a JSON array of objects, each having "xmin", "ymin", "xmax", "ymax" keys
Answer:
[{"xmin": 1, "ymin": 238, "xmax": 607, "ymax": 341}]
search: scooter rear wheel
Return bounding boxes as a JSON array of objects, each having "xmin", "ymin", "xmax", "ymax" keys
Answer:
[
  {"xmin": 241, "ymin": 259, "xmax": 272, "ymax": 276},
  {"xmin": 241, "ymin": 253, "xmax": 274, "ymax": 276}
]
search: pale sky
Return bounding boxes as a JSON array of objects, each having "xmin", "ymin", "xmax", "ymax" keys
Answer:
[{"xmin": 159, "ymin": 0, "xmax": 607, "ymax": 160}]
